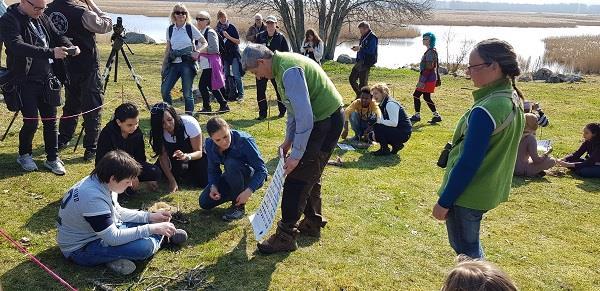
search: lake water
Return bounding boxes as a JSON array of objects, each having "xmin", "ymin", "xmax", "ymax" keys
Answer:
[{"xmin": 108, "ymin": 13, "xmax": 600, "ymax": 70}]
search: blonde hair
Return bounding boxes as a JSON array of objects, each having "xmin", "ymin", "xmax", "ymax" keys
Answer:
[
  {"xmin": 169, "ymin": 3, "xmax": 191, "ymax": 25},
  {"xmin": 370, "ymin": 83, "xmax": 390, "ymax": 97},
  {"xmin": 442, "ymin": 255, "xmax": 518, "ymax": 291},
  {"xmin": 217, "ymin": 10, "xmax": 227, "ymax": 20}
]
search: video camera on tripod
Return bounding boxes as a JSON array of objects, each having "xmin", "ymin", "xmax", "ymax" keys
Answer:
[{"xmin": 111, "ymin": 17, "xmax": 125, "ymax": 41}]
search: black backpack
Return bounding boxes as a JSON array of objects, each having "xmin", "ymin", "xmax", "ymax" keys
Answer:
[{"xmin": 202, "ymin": 28, "xmax": 226, "ymax": 56}]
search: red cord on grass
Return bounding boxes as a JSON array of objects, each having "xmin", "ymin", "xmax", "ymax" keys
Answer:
[{"xmin": 0, "ymin": 228, "xmax": 77, "ymax": 291}]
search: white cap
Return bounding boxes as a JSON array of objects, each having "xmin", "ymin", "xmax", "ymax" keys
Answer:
[{"xmin": 265, "ymin": 15, "xmax": 277, "ymax": 23}]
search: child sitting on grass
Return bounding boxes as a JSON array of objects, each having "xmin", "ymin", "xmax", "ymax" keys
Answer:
[
  {"xmin": 514, "ymin": 113, "xmax": 556, "ymax": 177},
  {"xmin": 557, "ymin": 122, "xmax": 600, "ymax": 178},
  {"xmin": 441, "ymin": 255, "xmax": 518, "ymax": 291}
]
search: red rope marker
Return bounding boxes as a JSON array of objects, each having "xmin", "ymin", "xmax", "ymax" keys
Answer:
[{"xmin": 0, "ymin": 228, "xmax": 77, "ymax": 291}]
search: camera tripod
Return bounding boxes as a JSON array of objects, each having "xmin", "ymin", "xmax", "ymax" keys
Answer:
[{"xmin": 73, "ymin": 18, "xmax": 150, "ymax": 152}]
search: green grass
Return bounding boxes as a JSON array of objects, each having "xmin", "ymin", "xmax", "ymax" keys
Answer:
[{"xmin": 0, "ymin": 44, "xmax": 599, "ymax": 290}]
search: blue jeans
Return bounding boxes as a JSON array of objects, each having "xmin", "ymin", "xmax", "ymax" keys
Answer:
[
  {"xmin": 445, "ymin": 205, "xmax": 487, "ymax": 259},
  {"xmin": 223, "ymin": 58, "xmax": 244, "ymax": 97},
  {"xmin": 161, "ymin": 62, "xmax": 196, "ymax": 114},
  {"xmin": 349, "ymin": 112, "xmax": 369, "ymax": 139},
  {"xmin": 68, "ymin": 222, "xmax": 162, "ymax": 266},
  {"xmin": 199, "ymin": 158, "xmax": 252, "ymax": 209}
]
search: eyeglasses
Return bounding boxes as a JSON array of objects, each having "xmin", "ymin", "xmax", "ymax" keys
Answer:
[
  {"xmin": 151, "ymin": 102, "xmax": 170, "ymax": 114},
  {"xmin": 196, "ymin": 18, "xmax": 208, "ymax": 21},
  {"xmin": 26, "ymin": 0, "xmax": 46, "ymax": 11},
  {"xmin": 466, "ymin": 63, "xmax": 491, "ymax": 71},
  {"xmin": 174, "ymin": 11, "xmax": 187, "ymax": 16}
]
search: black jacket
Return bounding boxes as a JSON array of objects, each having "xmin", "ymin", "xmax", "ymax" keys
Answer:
[
  {"xmin": 45, "ymin": 0, "xmax": 99, "ymax": 72},
  {"xmin": 0, "ymin": 4, "xmax": 72, "ymax": 82},
  {"xmin": 256, "ymin": 30, "xmax": 289, "ymax": 53},
  {"xmin": 96, "ymin": 120, "xmax": 147, "ymax": 166}
]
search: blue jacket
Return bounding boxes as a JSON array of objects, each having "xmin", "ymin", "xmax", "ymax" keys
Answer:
[
  {"xmin": 205, "ymin": 130, "xmax": 268, "ymax": 192},
  {"xmin": 357, "ymin": 30, "xmax": 378, "ymax": 67}
]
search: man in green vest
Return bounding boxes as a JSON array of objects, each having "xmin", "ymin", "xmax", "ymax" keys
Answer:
[{"xmin": 241, "ymin": 43, "xmax": 344, "ymax": 254}]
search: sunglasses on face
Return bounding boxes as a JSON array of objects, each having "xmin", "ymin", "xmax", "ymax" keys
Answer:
[
  {"xmin": 174, "ymin": 11, "xmax": 187, "ymax": 16},
  {"xmin": 196, "ymin": 18, "xmax": 208, "ymax": 21},
  {"xmin": 26, "ymin": 0, "xmax": 46, "ymax": 11}
]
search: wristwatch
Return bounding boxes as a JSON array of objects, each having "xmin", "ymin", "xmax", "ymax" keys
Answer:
[{"xmin": 185, "ymin": 153, "xmax": 192, "ymax": 161}]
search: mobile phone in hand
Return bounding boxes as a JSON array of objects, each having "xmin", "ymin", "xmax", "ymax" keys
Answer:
[{"xmin": 66, "ymin": 47, "xmax": 78, "ymax": 56}]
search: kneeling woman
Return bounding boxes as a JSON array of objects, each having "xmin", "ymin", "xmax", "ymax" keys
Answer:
[
  {"xmin": 150, "ymin": 102, "xmax": 208, "ymax": 193},
  {"xmin": 199, "ymin": 117, "xmax": 268, "ymax": 221},
  {"xmin": 370, "ymin": 83, "xmax": 412, "ymax": 156},
  {"xmin": 57, "ymin": 150, "xmax": 186, "ymax": 275}
]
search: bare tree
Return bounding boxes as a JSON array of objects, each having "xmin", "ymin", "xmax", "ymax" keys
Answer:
[{"xmin": 225, "ymin": 0, "xmax": 432, "ymax": 59}]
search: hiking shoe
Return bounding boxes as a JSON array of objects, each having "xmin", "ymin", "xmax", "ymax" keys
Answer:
[
  {"xmin": 199, "ymin": 107, "xmax": 212, "ymax": 113},
  {"xmin": 44, "ymin": 158, "xmax": 66, "ymax": 175},
  {"xmin": 298, "ymin": 217, "xmax": 326, "ymax": 238},
  {"xmin": 17, "ymin": 154, "xmax": 38, "ymax": 172},
  {"xmin": 391, "ymin": 143, "xmax": 405, "ymax": 154},
  {"xmin": 218, "ymin": 104, "xmax": 231, "ymax": 113},
  {"xmin": 170, "ymin": 229, "xmax": 188, "ymax": 245},
  {"xmin": 409, "ymin": 114, "xmax": 421, "ymax": 123},
  {"xmin": 372, "ymin": 146, "xmax": 391, "ymax": 156},
  {"xmin": 428, "ymin": 115, "xmax": 442, "ymax": 124},
  {"xmin": 222, "ymin": 204, "xmax": 245, "ymax": 222},
  {"xmin": 257, "ymin": 222, "xmax": 298, "ymax": 254},
  {"xmin": 83, "ymin": 150, "xmax": 95, "ymax": 162},
  {"xmin": 106, "ymin": 259, "xmax": 136, "ymax": 275}
]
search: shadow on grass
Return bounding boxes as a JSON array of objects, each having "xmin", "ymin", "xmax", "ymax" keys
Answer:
[
  {"xmin": 165, "ymin": 231, "xmax": 290, "ymax": 290},
  {"xmin": 0, "ymin": 152, "xmax": 29, "ymax": 180},
  {"xmin": 411, "ymin": 122, "xmax": 438, "ymax": 132},
  {"xmin": 511, "ymin": 176, "xmax": 552, "ymax": 188},
  {"xmin": 341, "ymin": 151, "xmax": 401, "ymax": 169},
  {"xmin": 576, "ymin": 178, "xmax": 600, "ymax": 193}
]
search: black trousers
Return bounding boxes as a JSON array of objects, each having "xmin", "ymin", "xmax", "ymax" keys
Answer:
[
  {"xmin": 413, "ymin": 89, "xmax": 437, "ymax": 113},
  {"xmin": 19, "ymin": 81, "xmax": 58, "ymax": 161},
  {"xmin": 138, "ymin": 161, "xmax": 162, "ymax": 182},
  {"xmin": 280, "ymin": 108, "xmax": 343, "ymax": 227},
  {"xmin": 256, "ymin": 78, "xmax": 286, "ymax": 117},
  {"xmin": 58, "ymin": 69, "xmax": 103, "ymax": 151},
  {"xmin": 373, "ymin": 124, "xmax": 411, "ymax": 148},
  {"xmin": 199, "ymin": 68, "xmax": 227, "ymax": 110},
  {"xmin": 349, "ymin": 60, "xmax": 371, "ymax": 97}
]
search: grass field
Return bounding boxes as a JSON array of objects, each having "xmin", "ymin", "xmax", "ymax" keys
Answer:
[{"xmin": 0, "ymin": 44, "xmax": 599, "ymax": 290}]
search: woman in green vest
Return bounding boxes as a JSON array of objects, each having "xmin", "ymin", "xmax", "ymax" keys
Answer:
[{"xmin": 432, "ymin": 39, "xmax": 525, "ymax": 259}]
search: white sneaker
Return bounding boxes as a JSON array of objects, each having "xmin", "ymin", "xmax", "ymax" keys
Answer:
[
  {"xmin": 44, "ymin": 158, "xmax": 66, "ymax": 175},
  {"xmin": 17, "ymin": 154, "xmax": 38, "ymax": 172},
  {"xmin": 106, "ymin": 259, "xmax": 136, "ymax": 275}
]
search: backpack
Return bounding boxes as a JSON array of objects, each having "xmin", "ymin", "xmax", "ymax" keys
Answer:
[
  {"xmin": 202, "ymin": 28, "xmax": 226, "ymax": 56},
  {"xmin": 168, "ymin": 23, "xmax": 193, "ymax": 43}
]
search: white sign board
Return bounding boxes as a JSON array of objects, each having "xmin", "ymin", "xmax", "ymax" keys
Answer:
[
  {"xmin": 537, "ymin": 140, "xmax": 552, "ymax": 153},
  {"xmin": 249, "ymin": 154, "xmax": 286, "ymax": 241}
]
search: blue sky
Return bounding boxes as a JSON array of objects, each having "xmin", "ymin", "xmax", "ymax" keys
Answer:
[{"xmin": 438, "ymin": 0, "xmax": 600, "ymax": 4}]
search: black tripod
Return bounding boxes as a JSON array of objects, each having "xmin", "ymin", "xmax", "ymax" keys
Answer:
[{"xmin": 73, "ymin": 21, "xmax": 150, "ymax": 152}]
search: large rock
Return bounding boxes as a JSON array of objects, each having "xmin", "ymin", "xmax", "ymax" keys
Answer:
[
  {"xmin": 336, "ymin": 54, "xmax": 355, "ymax": 64},
  {"xmin": 124, "ymin": 32, "xmax": 156, "ymax": 44},
  {"xmin": 546, "ymin": 73, "xmax": 565, "ymax": 83},
  {"xmin": 533, "ymin": 68, "xmax": 553, "ymax": 81},
  {"xmin": 438, "ymin": 66, "xmax": 449, "ymax": 75},
  {"xmin": 564, "ymin": 74, "xmax": 583, "ymax": 83}
]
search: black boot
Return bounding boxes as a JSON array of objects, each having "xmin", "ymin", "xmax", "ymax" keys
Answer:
[{"xmin": 372, "ymin": 146, "xmax": 391, "ymax": 156}]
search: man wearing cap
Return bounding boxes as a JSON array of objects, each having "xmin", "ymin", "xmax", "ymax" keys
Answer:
[
  {"xmin": 255, "ymin": 15, "xmax": 289, "ymax": 120},
  {"xmin": 241, "ymin": 43, "xmax": 344, "ymax": 254},
  {"xmin": 349, "ymin": 21, "xmax": 378, "ymax": 98},
  {"xmin": 245, "ymin": 13, "xmax": 265, "ymax": 43}
]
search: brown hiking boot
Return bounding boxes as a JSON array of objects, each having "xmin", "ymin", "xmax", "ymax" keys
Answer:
[
  {"xmin": 257, "ymin": 222, "xmax": 298, "ymax": 254},
  {"xmin": 298, "ymin": 217, "xmax": 327, "ymax": 237}
]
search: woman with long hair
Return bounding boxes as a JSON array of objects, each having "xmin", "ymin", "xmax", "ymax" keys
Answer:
[
  {"xmin": 301, "ymin": 29, "xmax": 324, "ymax": 64},
  {"xmin": 149, "ymin": 102, "xmax": 208, "ymax": 193},
  {"xmin": 432, "ymin": 39, "xmax": 525, "ymax": 259},
  {"xmin": 557, "ymin": 122, "xmax": 600, "ymax": 178},
  {"xmin": 410, "ymin": 32, "xmax": 442, "ymax": 124}
]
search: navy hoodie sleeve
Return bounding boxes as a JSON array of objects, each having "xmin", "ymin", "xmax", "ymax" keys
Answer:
[{"xmin": 438, "ymin": 108, "xmax": 495, "ymax": 208}]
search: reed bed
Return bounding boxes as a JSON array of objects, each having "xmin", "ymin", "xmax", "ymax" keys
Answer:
[{"xmin": 543, "ymin": 35, "xmax": 600, "ymax": 74}]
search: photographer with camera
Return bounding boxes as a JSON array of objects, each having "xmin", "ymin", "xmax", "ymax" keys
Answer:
[
  {"xmin": 369, "ymin": 83, "xmax": 412, "ymax": 156},
  {"xmin": 0, "ymin": 0, "xmax": 79, "ymax": 175},
  {"xmin": 340, "ymin": 86, "xmax": 381, "ymax": 144},
  {"xmin": 46, "ymin": 0, "xmax": 112, "ymax": 162}
]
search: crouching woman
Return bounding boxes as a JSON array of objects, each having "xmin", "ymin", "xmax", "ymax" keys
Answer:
[{"xmin": 57, "ymin": 150, "xmax": 186, "ymax": 275}]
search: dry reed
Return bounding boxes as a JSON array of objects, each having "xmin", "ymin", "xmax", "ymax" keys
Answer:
[{"xmin": 543, "ymin": 35, "xmax": 600, "ymax": 74}]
